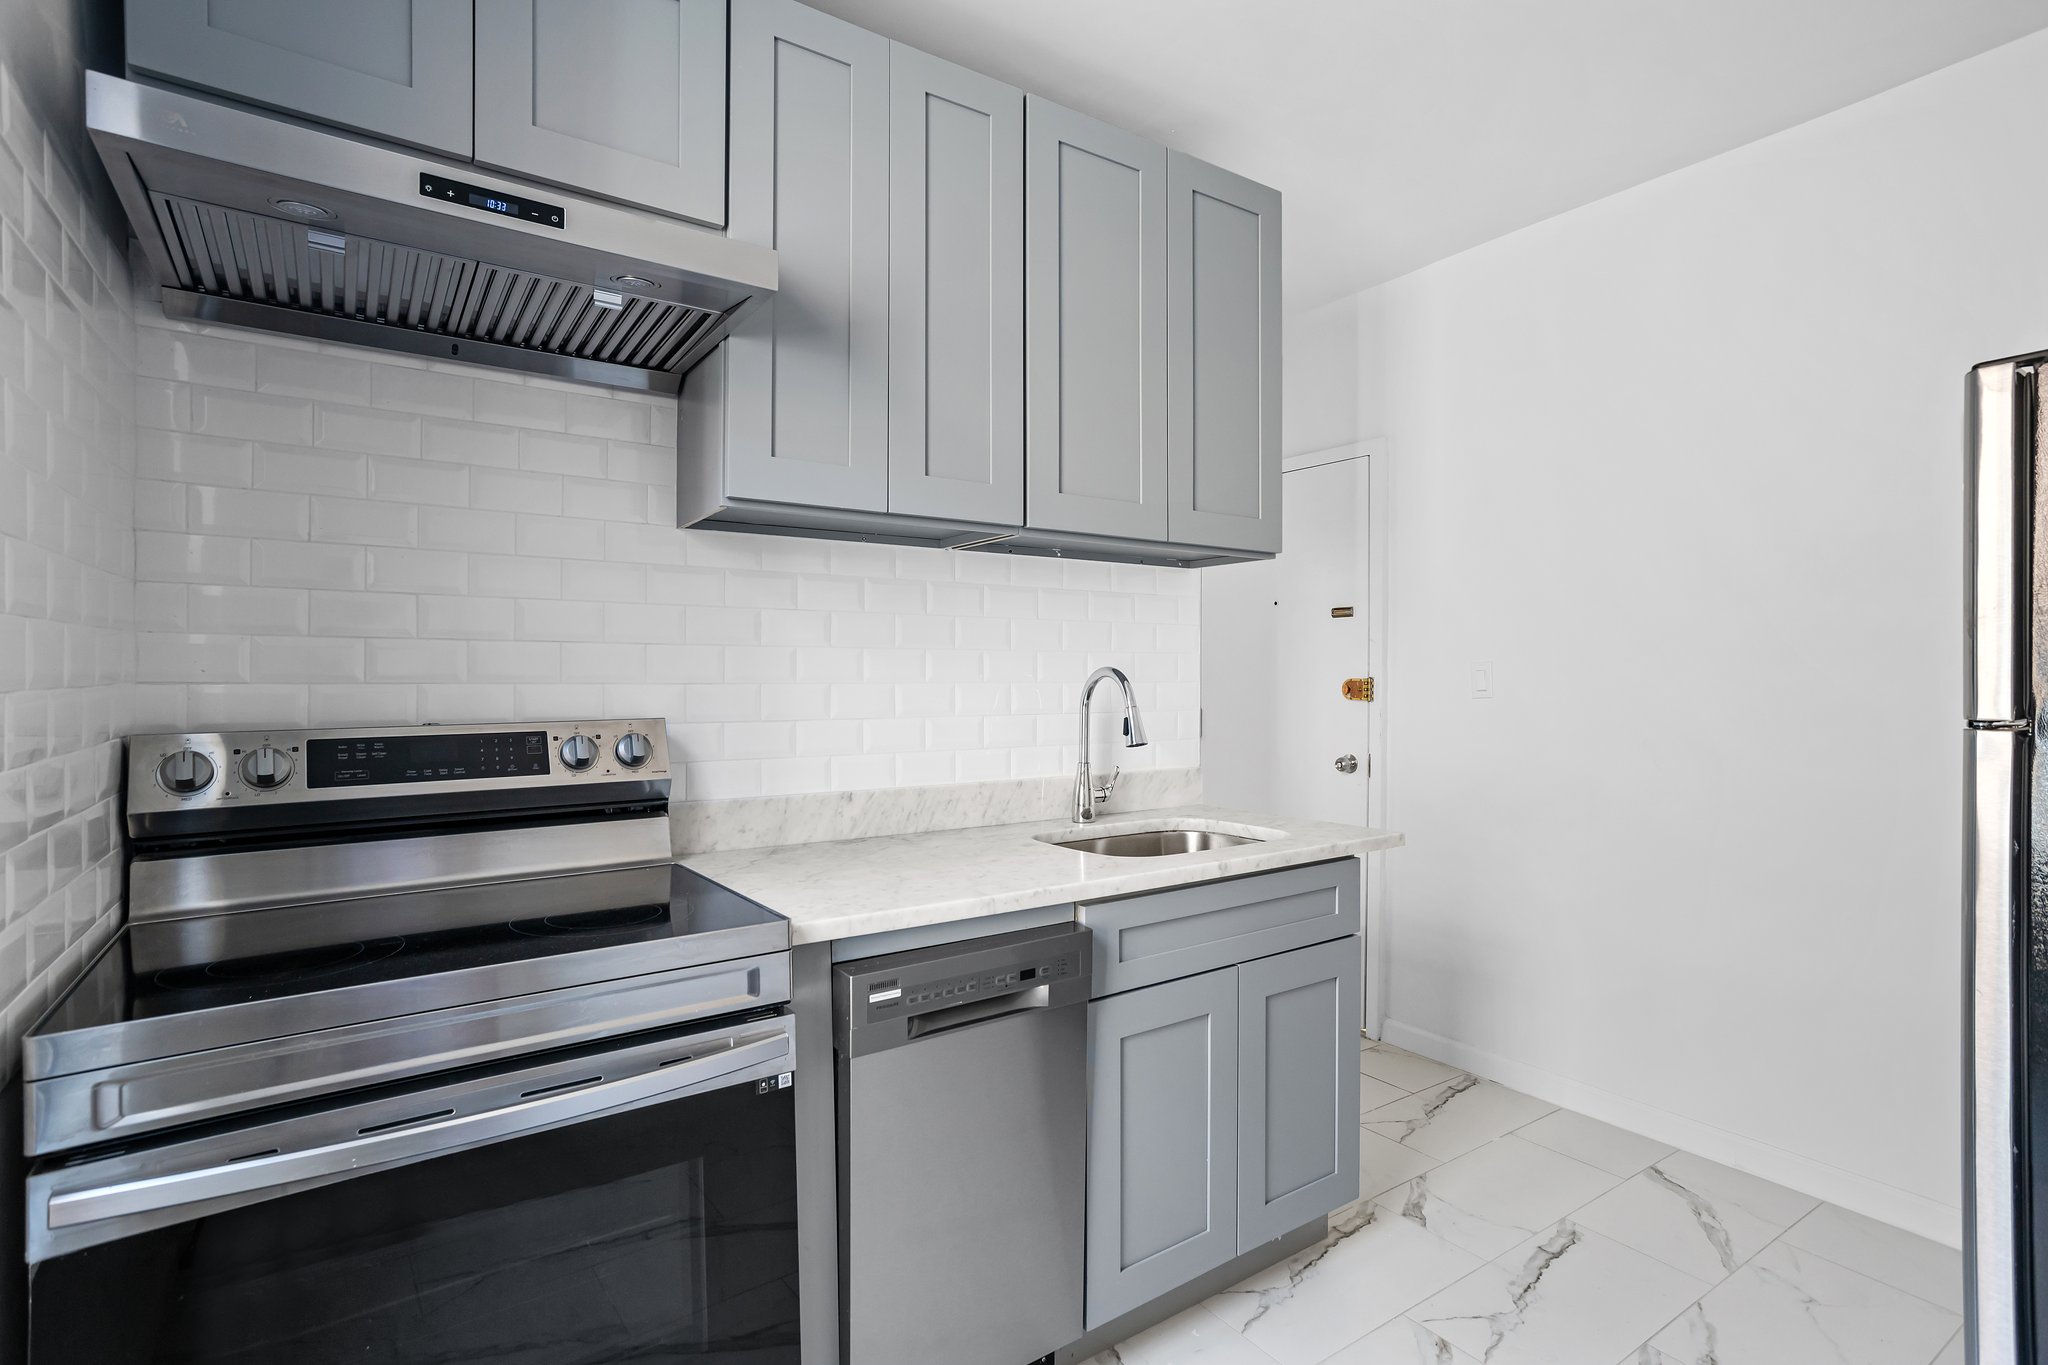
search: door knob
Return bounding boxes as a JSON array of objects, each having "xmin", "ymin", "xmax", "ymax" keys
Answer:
[{"xmin": 1334, "ymin": 754, "xmax": 1358, "ymax": 774}]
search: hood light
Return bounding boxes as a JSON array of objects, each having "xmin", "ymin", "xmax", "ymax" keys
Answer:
[{"xmin": 269, "ymin": 198, "xmax": 334, "ymax": 220}]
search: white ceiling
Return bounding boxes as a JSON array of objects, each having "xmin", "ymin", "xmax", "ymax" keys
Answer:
[{"xmin": 804, "ymin": 0, "xmax": 2048, "ymax": 310}]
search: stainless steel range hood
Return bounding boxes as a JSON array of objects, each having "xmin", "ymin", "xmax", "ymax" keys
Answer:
[{"xmin": 86, "ymin": 72, "xmax": 776, "ymax": 393}]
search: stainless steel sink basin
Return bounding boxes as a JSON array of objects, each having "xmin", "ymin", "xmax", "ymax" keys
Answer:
[{"xmin": 1052, "ymin": 829, "xmax": 1263, "ymax": 857}]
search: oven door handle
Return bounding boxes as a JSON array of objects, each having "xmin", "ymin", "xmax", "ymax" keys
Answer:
[{"xmin": 44, "ymin": 1023, "xmax": 791, "ymax": 1236}]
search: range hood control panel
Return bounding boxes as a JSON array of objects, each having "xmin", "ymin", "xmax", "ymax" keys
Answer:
[{"xmin": 419, "ymin": 172, "xmax": 565, "ymax": 229}]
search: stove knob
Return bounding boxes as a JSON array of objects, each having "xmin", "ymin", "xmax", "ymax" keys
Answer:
[
  {"xmin": 614, "ymin": 731, "xmax": 652, "ymax": 769},
  {"xmin": 560, "ymin": 734, "xmax": 599, "ymax": 772},
  {"xmin": 240, "ymin": 746, "xmax": 294, "ymax": 790},
  {"xmin": 157, "ymin": 749, "xmax": 216, "ymax": 796}
]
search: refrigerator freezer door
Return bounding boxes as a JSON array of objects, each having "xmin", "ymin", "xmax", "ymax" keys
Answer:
[
  {"xmin": 1968, "ymin": 360, "xmax": 2031, "ymax": 726},
  {"xmin": 1968, "ymin": 725, "xmax": 2026, "ymax": 1365}
]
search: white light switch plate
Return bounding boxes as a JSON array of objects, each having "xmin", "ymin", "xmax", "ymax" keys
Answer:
[{"xmin": 1471, "ymin": 661, "xmax": 1495, "ymax": 699}]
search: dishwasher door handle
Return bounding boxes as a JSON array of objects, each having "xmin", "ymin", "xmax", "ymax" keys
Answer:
[{"xmin": 907, "ymin": 984, "xmax": 1052, "ymax": 1040}]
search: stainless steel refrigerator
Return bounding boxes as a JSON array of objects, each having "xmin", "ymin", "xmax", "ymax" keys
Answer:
[{"xmin": 1967, "ymin": 351, "xmax": 2048, "ymax": 1365}]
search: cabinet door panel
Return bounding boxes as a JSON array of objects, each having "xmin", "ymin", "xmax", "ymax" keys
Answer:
[
  {"xmin": 1086, "ymin": 967, "xmax": 1238, "ymax": 1329},
  {"xmin": 126, "ymin": 0, "xmax": 473, "ymax": 157},
  {"xmin": 724, "ymin": 0, "xmax": 890, "ymax": 511},
  {"xmin": 886, "ymin": 47, "xmax": 1023, "ymax": 526},
  {"xmin": 474, "ymin": 0, "xmax": 727, "ymax": 226},
  {"xmin": 1168, "ymin": 151, "xmax": 1282, "ymax": 553},
  {"xmin": 1237, "ymin": 937, "xmax": 1360, "ymax": 1250},
  {"xmin": 1025, "ymin": 98, "xmax": 1168, "ymax": 541}
]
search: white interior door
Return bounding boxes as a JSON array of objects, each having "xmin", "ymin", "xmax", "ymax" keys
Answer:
[{"xmin": 1272, "ymin": 457, "xmax": 1372, "ymax": 825}]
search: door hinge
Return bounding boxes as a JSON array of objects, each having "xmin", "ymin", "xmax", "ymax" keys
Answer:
[{"xmin": 1342, "ymin": 677, "xmax": 1375, "ymax": 702}]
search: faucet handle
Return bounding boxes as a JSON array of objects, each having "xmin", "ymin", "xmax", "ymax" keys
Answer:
[{"xmin": 1093, "ymin": 766, "xmax": 1120, "ymax": 805}]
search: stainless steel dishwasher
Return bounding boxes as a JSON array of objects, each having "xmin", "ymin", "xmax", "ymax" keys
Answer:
[{"xmin": 834, "ymin": 922, "xmax": 1091, "ymax": 1365}]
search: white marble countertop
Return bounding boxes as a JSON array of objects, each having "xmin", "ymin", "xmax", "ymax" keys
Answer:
[{"xmin": 678, "ymin": 804, "xmax": 1404, "ymax": 945}]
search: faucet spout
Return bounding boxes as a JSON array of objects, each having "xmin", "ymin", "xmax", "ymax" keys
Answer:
[{"xmin": 1074, "ymin": 666, "xmax": 1148, "ymax": 823}]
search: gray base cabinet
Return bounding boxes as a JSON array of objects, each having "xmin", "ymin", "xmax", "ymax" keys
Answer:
[
  {"xmin": 1085, "ymin": 967, "xmax": 1240, "ymax": 1330},
  {"xmin": 474, "ymin": 0, "xmax": 728, "ymax": 226},
  {"xmin": 126, "ymin": 0, "xmax": 475, "ymax": 158},
  {"xmin": 1237, "ymin": 938, "xmax": 1361, "ymax": 1249},
  {"xmin": 1082, "ymin": 862, "xmax": 1362, "ymax": 1331}
]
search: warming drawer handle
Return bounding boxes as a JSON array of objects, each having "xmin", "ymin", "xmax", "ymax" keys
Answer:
[
  {"xmin": 45, "ymin": 1028, "xmax": 790, "ymax": 1234},
  {"xmin": 906, "ymin": 984, "xmax": 1052, "ymax": 1040}
]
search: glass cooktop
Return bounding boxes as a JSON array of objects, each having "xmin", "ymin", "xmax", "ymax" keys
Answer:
[{"xmin": 29, "ymin": 865, "xmax": 786, "ymax": 1053}]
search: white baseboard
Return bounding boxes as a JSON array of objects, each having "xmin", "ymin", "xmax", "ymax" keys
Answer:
[{"xmin": 1378, "ymin": 1019, "xmax": 1963, "ymax": 1250}]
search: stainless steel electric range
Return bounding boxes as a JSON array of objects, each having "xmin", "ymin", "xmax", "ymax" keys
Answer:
[{"xmin": 21, "ymin": 719, "xmax": 801, "ymax": 1365}]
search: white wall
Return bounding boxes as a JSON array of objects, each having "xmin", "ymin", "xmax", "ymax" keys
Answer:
[
  {"xmin": 0, "ymin": 1, "xmax": 134, "ymax": 1065},
  {"xmin": 127, "ymin": 303, "xmax": 1202, "ymax": 800},
  {"xmin": 1269, "ymin": 26, "xmax": 2048, "ymax": 1243}
]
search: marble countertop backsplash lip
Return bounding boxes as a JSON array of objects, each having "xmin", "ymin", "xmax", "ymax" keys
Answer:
[{"xmin": 677, "ymin": 802, "xmax": 1404, "ymax": 945}]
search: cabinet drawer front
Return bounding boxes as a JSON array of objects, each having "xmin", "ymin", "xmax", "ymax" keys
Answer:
[
  {"xmin": 1080, "ymin": 860, "xmax": 1359, "ymax": 997},
  {"xmin": 1237, "ymin": 936, "xmax": 1361, "ymax": 1250}
]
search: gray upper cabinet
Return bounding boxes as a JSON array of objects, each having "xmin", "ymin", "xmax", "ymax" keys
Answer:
[
  {"xmin": 720, "ymin": 0, "xmax": 891, "ymax": 511},
  {"xmin": 474, "ymin": 0, "xmax": 728, "ymax": 226},
  {"xmin": 1167, "ymin": 152, "xmax": 1282, "ymax": 554},
  {"xmin": 1024, "ymin": 97, "xmax": 1169, "ymax": 543},
  {"xmin": 125, "ymin": 0, "xmax": 474, "ymax": 158},
  {"xmin": 1086, "ymin": 965, "xmax": 1240, "ymax": 1330},
  {"xmin": 886, "ymin": 48, "xmax": 1024, "ymax": 528},
  {"xmin": 1236, "ymin": 938, "xmax": 1360, "ymax": 1250}
]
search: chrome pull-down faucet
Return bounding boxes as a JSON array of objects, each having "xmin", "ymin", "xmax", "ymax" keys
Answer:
[{"xmin": 1074, "ymin": 666, "xmax": 1149, "ymax": 823}]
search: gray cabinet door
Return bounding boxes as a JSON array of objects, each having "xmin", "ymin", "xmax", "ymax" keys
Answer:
[
  {"xmin": 723, "ymin": 0, "xmax": 890, "ymax": 511},
  {"xmin": 125, "ymin": 0, "xmax": 474, "ymax": 158},
  {"xmin": 1024, "ymin": 97, "xmax": 1168, "ymax": 542},
  {"xmin": 886, "ymin": 46, "xmax": 1023, "ymax": 527},
  {"xmin": 1237, "ymin": 937, "xmax": 1361, "ymax": 1251},
  {"xmin": 474, "ymin": 0, "xmax": 727, "ymax": 226},
  {"xmin": 1167, "ymin": 151, "xmax": 1282, "ymax": 553},
  {"xmin": 1085, "ymin": 966, "xmax": 1239, "ymax": 1330}
]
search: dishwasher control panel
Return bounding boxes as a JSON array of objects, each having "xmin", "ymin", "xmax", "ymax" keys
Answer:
[{"xmin": 833, "ymin": 922, "xmax": 1091, "ymax": 1055}]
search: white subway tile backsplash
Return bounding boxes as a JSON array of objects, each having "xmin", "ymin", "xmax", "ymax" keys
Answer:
[
  {"xmin": 310, "ymin": 496, "xmax": 417, "ymax": 547},
  {"xmin": 188, "ymin": 585, "xmax": 308, "ymax": 636},
  {"xmin": 309, "ymin": 590, "xmax": 415, "ymax": 638},
  {"xmin": 369, "ymin": 455, "xmax": 468, "ymax": 507},
  {"xmin": 117, "ymin": 255, "xmax": 1198, "ymax": 815},
  {"xmin": 252, "ymin": 539, "xmax": 365, "ymax": 591},
  {"xmin": 255, "ymin": 348, "xmax": 371, "ymax": 404},
  {"xmin": 188, "ymin": 485, "xmax": 311, "ymax": 539},
  {"xmin": 317, "ymin": 404, "xmax": 420, "ymax": 458},
  {"xmin": 250, "ymin": 635, "xmax": 364, "ymax": 684},
  {"xmin": 366, "ymin": 547, "xmax": 468, "ymax": 596}
]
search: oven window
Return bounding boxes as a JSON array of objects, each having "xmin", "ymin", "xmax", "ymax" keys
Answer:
[{"xmin": 29, "ymin": 1081, "xmax": 799, "ymax": 1364}]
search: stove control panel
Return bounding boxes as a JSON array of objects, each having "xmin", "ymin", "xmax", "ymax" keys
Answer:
[{"xmin": 126, "ymin": 719, "xmax": 671, "ymax": 827}]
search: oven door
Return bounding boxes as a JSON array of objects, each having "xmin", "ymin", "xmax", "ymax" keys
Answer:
[{"xmin": 27, "ymin": 1013, "xmax": 799, "ymax": 1364}]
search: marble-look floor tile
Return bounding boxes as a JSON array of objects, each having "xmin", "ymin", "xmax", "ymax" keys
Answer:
[
  {"xmin": 1380, "ymin": 1135, "xmax": 1624, "ymax": 1259},
  {"xmin": 1641, "ymin": 1242, "xmax": 1961, "ymax": 1365},
  {"xmin": 1203, "ymin": 1200, "xmax": 1483, "ymax": 1365},
  {"xmin": 1360, "ymin": 1041, "xmax": 1465, "ymax": 1093},
  {"xmin": 1363, "ymin": 1078, "xmax": 1556, "ymax": 1163},
  {"xmin": 1359, "ymin": 1072, "xmax": 1410, "ymax": 1117},
  {"xmin": 1318, "ymin": 1317, "xmax": 1481, "ymax": 1364},
  {"xmin": 1513, "ymin": 1108, "xmax": 1676, "ymax": 1177},
  {"xmin": 1570, "ymin": 1150, "xmax": 1819, "ymax": 1283},
  {"xmin": 1360, "ymin": 1129, "xmax": 1444, "ymax": 1201},
  {"xmin": 1778, "ymin": 1202, "xmax": 1963, "ymax": 1314},
  {"xmin": 1412, "ymin": 1220, "xmax": 1711, "ymax": 1365},
  {"xmin": 1082, "ymin": 1304, "xmax": 1275, "ymax": 1365},
  {"xmin": 1931, "ymin": 1329, "xmax": 1964, "ymax": 1365}
]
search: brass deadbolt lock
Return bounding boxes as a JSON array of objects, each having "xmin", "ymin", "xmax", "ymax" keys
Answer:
[{"xmin": 1342, "ymin": 677, "xmax": 1375, "ymax": 702}]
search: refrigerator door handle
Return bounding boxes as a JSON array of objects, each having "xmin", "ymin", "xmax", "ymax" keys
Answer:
[
  {"xmin": 1967, "ymin": 360, "xmax": 2031, "ymax": 725},
  {"xmin": 1967, "ymin": 726, "xmax": 2026, "ymax": 1365}
]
